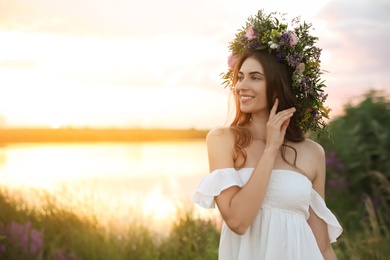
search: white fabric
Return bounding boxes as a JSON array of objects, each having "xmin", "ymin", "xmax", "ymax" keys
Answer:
[{"xmin": 191, "ymin": 168, "xmax": 343, "ymax": 260}]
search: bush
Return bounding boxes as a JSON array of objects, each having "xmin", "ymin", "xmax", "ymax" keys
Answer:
[{"xmin": 316, "ymin": 90, "xmax": 390, "ymax": 259}]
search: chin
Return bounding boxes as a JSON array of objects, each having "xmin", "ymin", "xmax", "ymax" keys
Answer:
[
  {"xmin": 240, "ymin": 105, "xmax": 267, "ymax": 114},
  {"xmin": 239, "ymin": 107, "xmax": 254, "ymax": 113}
]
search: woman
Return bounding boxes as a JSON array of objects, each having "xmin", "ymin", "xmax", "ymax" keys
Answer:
[{"xmin": 192, "ymin": 10, "xmax": 342, "ymax": 260}]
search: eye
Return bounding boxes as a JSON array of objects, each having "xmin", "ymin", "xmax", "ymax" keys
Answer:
[
  {"xmin": 237, "ymin": 76, "xmax": 244, "ymax": 81},
  {"xmin": 252, "ymin": 76, "xmax": 262, "ymax": 80}
]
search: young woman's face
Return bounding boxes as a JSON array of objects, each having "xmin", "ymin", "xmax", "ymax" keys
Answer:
[{"xmin": 235, "ymin": 57, "xmax": 268, "ymax": 114}]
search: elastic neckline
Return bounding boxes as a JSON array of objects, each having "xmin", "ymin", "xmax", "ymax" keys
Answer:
[{"xmin": 236, "ymin": 167, "xmax": 312, "ymax": 184}]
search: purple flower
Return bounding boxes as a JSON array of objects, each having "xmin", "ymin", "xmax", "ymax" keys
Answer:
[
  {"xmin": 29, "ymin": 229, "xmax": 43, "ymax": 255},
  {"xmin": 1, "ymin": 221, "xmax": 44, "ymax": 258},
  {"xmin": 249, "ymin": 42, "xmax": 260, "ymax": 49},
  {"xmin": 326, "ymin": 152, "xmax": 345, "ymax": 172},
  {"xmin": 279, "ymin": 32, "xmax": 290, "ymax": 47},
  {"xmin": 286, "ymin": 52, "xmax": 304, "ymax": 67},
  {"xmin": 328, "ymin": 176, "xmax": 348, "ymax": 191},
  {"xmin": 279, "ymin": 31, "xmax": 298, "ymax": 48},
  {"xmin": 276, "ymin": 52, "xmax": 286, "ymax": 62},
  {"xmin": 51, "ymin": 249, "xmax": 76, "ymax": 260},
  {"xmin": 310, "ymin": 109, "xmax": 317, "ymax": 118},
  {"xmin": 326, "ymin": 151, "xmax": 347, "ymax": 191}
]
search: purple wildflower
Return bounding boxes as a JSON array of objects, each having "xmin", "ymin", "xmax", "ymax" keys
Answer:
[
  {"xmin": 249, "ymin": 42, "xmax": 260, "ymax": 49},
  {"xmin": 320, "ymin": 93, "xmax": 328, "ymax": 103},
  {"xmin": 286, "ymin": 52, "xmax": 304, "ymax": 67},
  {"xmin": 1, "ymin": 221, "xmax": 44, "ymax": 258},
  {"xmin": 326, "ymin": 151, "xmax": 348, "ymax": 191},
  {"xmin": 276, "ymin": 52, "xmax": 286, "ymax": 62},
  {"xmin": 29, "ymin": 229, "xmax": 43, "ymax": 255},
  {"xmin": 51, "ymin": 249, "xmax": 76, "ymax": 260},
  {"xmin": 279, "ymin": 32, "xmax": 290, "ymax": 47},
  {"xmin": 326, "ymin": 152, "xmax": 345, "ymax": 172},
  {"xmin": 328, "ymin": 176, "xmax": 348, "ymax": 191}
]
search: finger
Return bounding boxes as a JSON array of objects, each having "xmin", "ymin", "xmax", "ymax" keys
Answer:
[
  {"xmin": 269, "ymin": 110, "xmax": 295, "ymax": 130},
  {"xmin": 280, "ymin": 118, "xmax": 291, "ymax": 135},
  {"xmin": 269, "ymin": 107, "xmax": 295, "ymax": 122},
  {"xmin": 270, "ymin": 98, "xmax": 279, "ymax": 117},
  {"xmin": 269, "ymin": 107, "xmax": 295, "ymax": 124}
]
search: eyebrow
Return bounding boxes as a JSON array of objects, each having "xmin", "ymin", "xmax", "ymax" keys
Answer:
[{"xmin": 238, "ymin": 71, "xmax": 265, "ymax": 76}]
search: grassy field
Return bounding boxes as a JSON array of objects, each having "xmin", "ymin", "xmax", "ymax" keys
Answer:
[
  {"xmin": 1, "ymin": 182, "xmax": 389, "ymax": 260},
  {"xmin": 0, "ymin": 186, "xmax": 220, "ymax": 260}
]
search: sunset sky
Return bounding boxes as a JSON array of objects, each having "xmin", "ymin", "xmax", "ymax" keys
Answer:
[{"xmin": 0, "ymin": 0, "xmax": 389, "ymax": 129}]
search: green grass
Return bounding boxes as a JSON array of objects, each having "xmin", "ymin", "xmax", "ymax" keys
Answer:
[
  {"xmin": 1, "ymin": 174, "xmax": 389, "ymax": 259},
  {"xmin": 329, "ymin": 171, "xmax": 390, "ymax": 260},
  {"xmin": 0, "ymin": 186, "xmax": 219, "ymax": 260}
]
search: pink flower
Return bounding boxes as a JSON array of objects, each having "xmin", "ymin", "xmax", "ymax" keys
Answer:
[
  {"xmin": 245, "ymin": 25, "xmax": 257, "ymax": 40},
  {"xmin": 288, "ymin": 31, "xmax": 298, "ymax": 46},
  {"xmin": 227, "ymin": 54, "xmax": 237, "ymax": 70}
]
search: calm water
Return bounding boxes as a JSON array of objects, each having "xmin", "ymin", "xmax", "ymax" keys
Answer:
[{"xmin": 0, "ymin": 141, "xmax": 214, "ymax": 232}]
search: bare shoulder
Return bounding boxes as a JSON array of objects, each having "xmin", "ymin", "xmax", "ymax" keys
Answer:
[
  {"xmin": 206, "ymin": 127, "xmax": 236, "ymax": 170},
  {"xmin": 207, "ymin": 127, "xmax": 235, "ymax": 144},
  {"xmin": 291, "ymin": 138, "xmax": 326, "ymax": 183},
  {"xmin": 302, "ymin": 139, "xmax": 326, "ymax": 194},
  {"xmin": 301, "ymin": 139, "xmax": 325, "ymax": 159}
]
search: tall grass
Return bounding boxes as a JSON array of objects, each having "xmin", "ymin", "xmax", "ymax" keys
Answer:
[
  {"xmin": 330, "ymin": 171, "xmax": 390, "ymax": 260},
  {"xmin": 2, "ymin": 176, "xmax": 390, "ymax": 259},
  {"xmin": 0, "ymin": 186, "xmax": 219, "ymax": 260}
]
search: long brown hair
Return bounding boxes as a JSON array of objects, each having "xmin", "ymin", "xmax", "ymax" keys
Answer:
[{"xmin": 230, "ymin": 49, "xmax": 305, "ymax": 169}]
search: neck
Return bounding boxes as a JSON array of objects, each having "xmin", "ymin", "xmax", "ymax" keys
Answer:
[{"xmin": 248, "ymin": 112, "xmax": 269, "ymax": 140}]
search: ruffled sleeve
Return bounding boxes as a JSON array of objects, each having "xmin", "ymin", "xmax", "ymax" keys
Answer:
[
  {"xmin": 191, "ymin": 168, "xmax": 244, "ymax": 209},
  {"xmin": 310, "ymin": 189, "xmax": 343, "ymax": 243}
]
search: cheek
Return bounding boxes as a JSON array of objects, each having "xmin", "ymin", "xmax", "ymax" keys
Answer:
[{"xmin": 262, "ymin": 89, "xmax": 271, "ymax": 108}]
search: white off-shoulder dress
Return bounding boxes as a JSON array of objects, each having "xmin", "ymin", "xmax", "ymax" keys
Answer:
[{"xmin": 191, "ymin": 168, "xmax": 343, "ymax": 260}]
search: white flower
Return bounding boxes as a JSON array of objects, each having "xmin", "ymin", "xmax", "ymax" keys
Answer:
[{"xmin": 268, "ymin": 41, "xmax": 278, "ymax": 49}]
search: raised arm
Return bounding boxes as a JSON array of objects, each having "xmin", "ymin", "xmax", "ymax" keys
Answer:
[{"xmin": 209, "ymin": 99, "xmax": 296, "ymax": 235}]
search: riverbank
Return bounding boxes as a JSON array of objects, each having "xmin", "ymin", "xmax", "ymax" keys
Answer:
[{"xmin": 0, "ymin": 128, "xmax": 208, "ymax": 143}]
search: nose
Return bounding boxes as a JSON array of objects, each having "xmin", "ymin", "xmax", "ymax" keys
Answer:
[{"xmin": 235, "ymin": 79, "xmax": 249, "ymax": 93}]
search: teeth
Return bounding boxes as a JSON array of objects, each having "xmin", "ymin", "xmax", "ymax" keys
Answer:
[{"xmin": 241, "ymin": 95, "xmax": 254, "ymax": 100}]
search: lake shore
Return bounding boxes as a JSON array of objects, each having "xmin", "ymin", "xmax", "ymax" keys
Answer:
[{"xmin": 0, "ymin": 128, "xmax": 208, "ymax": 143}]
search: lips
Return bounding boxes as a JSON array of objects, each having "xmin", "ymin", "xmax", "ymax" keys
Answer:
[{"xmin": 240, "ymin": 95, "xmax": 254, "ymax": 102}]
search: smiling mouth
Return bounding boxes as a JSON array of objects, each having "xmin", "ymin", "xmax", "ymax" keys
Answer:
[{"xmin": 240, "ymin": 95, "xmax": 254, "ymax": 101}]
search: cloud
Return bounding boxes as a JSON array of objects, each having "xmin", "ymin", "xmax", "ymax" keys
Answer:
[
  {"xmin": 0, "ymin": 0, "xmax": 238, "ymax": 38},
  {"xmin": 1, "ymin": 0, "xmax": 388, "ymax": 127},
  {"xmin": 315, "ymin": 0, "xmax": 390, "ymax": 85},
  {"xmin": 317, "ymin": 0, "xmax": 390, "ymax": 21},
  {"xmin": 0, "ymin": 0, "xmax": 330, "ymax": 38}
]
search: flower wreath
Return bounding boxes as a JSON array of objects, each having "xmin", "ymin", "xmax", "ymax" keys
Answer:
[{"xmin": 221, "ymin": 9, "xmax": 330, "ymax": 135}]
